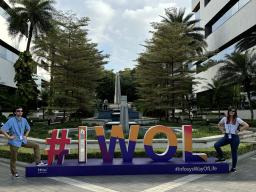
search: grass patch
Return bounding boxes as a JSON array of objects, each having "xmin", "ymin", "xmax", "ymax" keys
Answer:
[
  {"xmin": 29, "ymin": 121, "xmax": 82, "ymax": 139},
  {"xmin": 28, "ymin": 120, "xmax": 221, "ymax": 140},
  {"xmin": 157, "ymin": 120, "xmax": 220, "ymax": 138}
]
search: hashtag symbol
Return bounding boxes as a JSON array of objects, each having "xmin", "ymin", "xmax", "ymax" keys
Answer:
[{"xmin": 46, "ymin": 129, "xmax": 71, "ymax": 165}]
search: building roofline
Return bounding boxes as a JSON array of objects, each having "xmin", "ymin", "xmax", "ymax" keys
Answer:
[{"xmin": 194, "ymin": 24, "xmax": 256, "ymax": 66}]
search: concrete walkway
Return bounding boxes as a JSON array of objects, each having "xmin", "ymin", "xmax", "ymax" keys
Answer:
[{"xmin": 0, "ymin": 151, "xmax": 256, "ymax": 192}]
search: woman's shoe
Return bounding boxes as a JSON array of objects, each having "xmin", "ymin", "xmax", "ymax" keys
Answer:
[
  {"xmin": 36, "ymin": 161, "xmax": 48, "ymax": 166},
  {"xmin": 230, "ymin": 168, "xmax": 237, "ymax": 173},
  {"xmin": 215, "ymin": 157, "xmax": 226, "ymax": 162},
  {"xmin": 12, "ymin": 173, "xmax": 19, "ymax": 177}
]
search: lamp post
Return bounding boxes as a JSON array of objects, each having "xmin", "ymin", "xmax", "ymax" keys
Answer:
[{"xmin": 184, "ymin": 93, "xmax": 192, "ymax": 121}]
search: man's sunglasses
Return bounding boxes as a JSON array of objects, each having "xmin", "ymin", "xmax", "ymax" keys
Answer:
[
  {"xmin": 230, "ymin": 110, "xmax": 236, "ymax": 112},
  {"xmin": 16, "ymin": 110, "xmax": 23, "ymax": 112}
]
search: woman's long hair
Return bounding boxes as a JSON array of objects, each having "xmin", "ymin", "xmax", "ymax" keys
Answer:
[{"xmin": 226, "ymin": 107, "xmax": 237, "ymax": 124}]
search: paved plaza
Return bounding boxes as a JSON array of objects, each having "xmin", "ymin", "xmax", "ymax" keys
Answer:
[{"xmin": 0, "ymin": 151, "xmax": 256, "ymax": 192}]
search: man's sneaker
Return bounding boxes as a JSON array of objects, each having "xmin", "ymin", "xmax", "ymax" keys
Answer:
[
  {"xmin": 215, "ymin": 157, "xmax": 226, "ymax": 162},
  {"xmin": 36, "ymin": 161, "xmax": 48, "ymax": 166},
  {"xmin": 230, "ymin": 168, "xmax": 237, "ymax": 173},
  {"xmin": 12, "ymin": 173, "xmax": 19, "ymax": 178}
]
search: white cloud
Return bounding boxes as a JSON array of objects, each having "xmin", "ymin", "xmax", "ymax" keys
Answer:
[
  {"xmin": 55, "ymin": 0, "xmax": 191, "ymax": 71},
  {"xmin": 82, "ymin": 0, "xmax": 115, "ymax": 42}
]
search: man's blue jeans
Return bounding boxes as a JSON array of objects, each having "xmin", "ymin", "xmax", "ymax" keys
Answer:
[{"xmin": 214, "ymin": 134, "xmax": 240, "ymax": 169}]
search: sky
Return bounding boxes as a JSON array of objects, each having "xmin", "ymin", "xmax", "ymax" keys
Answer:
[{"xmin": 55, "ymin": 0, "xmax": 191, "ymax": 72}]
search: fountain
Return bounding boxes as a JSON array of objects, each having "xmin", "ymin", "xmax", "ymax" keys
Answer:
[{"xmin": 82, "ymin": 72, "xmax": 159, "ymax": 129}]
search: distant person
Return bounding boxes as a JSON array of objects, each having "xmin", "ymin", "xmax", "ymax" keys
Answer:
[
  {"xmin": 214, "ymin": 107, "xmax": 249, "ymax": 173},
  {"xmin": 1, "ymin": 106, "xmax": 47, "ymax": 178},
  {"xmin": 191, "ymin": 106, "xmax": 197, "ymax": 118},
  {"xmin": 103, "ymin": 99, "xmax": 108, "ymax": 110},
  {"xmin": 241, "ymin": 95, "xmax": 246, "ymax": 109}
]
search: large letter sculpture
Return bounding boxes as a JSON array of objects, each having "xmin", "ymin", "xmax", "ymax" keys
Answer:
[
  {"xmin": 46, "ymin": 129, "xmax": 71, "ymax": 165},
  {"xmin": 78, "ymin": 126, "xmax": 87, "ymax": 163},
  {"xmin": 182, "ymin": 125, "xmax": 207, "ymax": 162},
  {"xmin": 144, "ymin": 125, "xmax": 177, "ymax": 162},
  {"xmin": 95, "ymin": 125, "xmax": 140, "ymax": 162}
]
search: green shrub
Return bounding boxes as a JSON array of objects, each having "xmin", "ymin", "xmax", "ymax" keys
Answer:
[
  {"xmin": 0, "ymin": 144, "xmax": 255, "ymax": 163},
  {"xmin": 0, "ymin": 114, "xmax": 7, "ymax": 123}
]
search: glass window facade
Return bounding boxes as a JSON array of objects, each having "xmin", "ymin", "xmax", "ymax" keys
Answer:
[
  {"xmin": 212, "ymin": 0, "xmax": 250, "ymax": 33},
  {"xmin": 0, "ymin": 6, "xmax": 9, "ymax": 19},
  {"xmin": 194, "ymin": 9, "xmax": 201, "ymax": 27},
  {"xmin": 0, "ymin": 45, "xmax": 19, "ymax": 63},
  {"xmin": 201, "ymin": 43, "xmax": 236, "ymax": 67}
]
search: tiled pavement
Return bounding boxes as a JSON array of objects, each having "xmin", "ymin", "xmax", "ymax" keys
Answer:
[{"xmin": 0, "ymin": 152, "xmax": 256, "ymax": 192}]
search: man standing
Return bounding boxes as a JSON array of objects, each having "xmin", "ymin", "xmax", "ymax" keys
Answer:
[{"xmin": 1, "ymin": 106, "xmax": 46, "ymax": 177}]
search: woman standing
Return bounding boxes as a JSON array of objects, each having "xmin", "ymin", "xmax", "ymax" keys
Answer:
[{"xmin": 214, "ymin": 107, "xmax": 249, "ymax": 172}]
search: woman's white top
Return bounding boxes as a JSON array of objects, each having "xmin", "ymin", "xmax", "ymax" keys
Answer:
[{"xmin": 218, "ymin": 117, "xmax": 245, "ymax": 134}]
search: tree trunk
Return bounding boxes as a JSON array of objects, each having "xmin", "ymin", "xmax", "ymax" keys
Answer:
[
  {"xmin": 49, "ymin": 46, "xmax": 55, "ymax": 109},
  {"xmin": 63, "ymin": 109, "xmax": 66, "ymax": 123},
  {"xmin": 218, "ymin": 104, "xmax": 221, "ymax": 120},
  {"xmin": 246, "ymin": 91, "xmax": 254, "ymax": 122},
  {"xmin": 165, "ymin": 110, "xmax": 168, "ymax": 121},
  {"xmin": 171, "ymin": 58, "xmax": 175, "ymax": 120},
  {"xmin": 26, "ymin": 24, "xmax": 34, "ymax": 53}
]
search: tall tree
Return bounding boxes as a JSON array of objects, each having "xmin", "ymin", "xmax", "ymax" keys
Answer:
[
  {"xmin": 120, "ymin": 68, "xmax": 138, "ymax": 102},
  {"xmin": 232, "ymin": 84, "xmax": 241, "ymax": 109},
  {"xmin": 38, "ymin": 88, "xmax": 49, "ymax": 119},
  {"xmin": 33, "ymin": 21, "xmax": 61, "ymax": 111},
  {"xmin": 136, "ymin": 8, "xmax": 206, "ymax": 120},
  {"xmin": 96, "ymin": 70, "xmax": 115, "ymax": 103},
  {"xmin": 6, "ymin": 0, "xmax": 55, "ymax": 110},
  {"xmin": 162, "ymin": 8, "xmax": 207, "ymax": 55},
  {"xmin": 7, "ymin": 0, "xmax": 55, "ymax": 52},
  {"xmin": 217, "ymin": 51, "xmax": 256, "ymax": 121},
  {"xmin": 204, "ymin": 78, "xmax": 225, "ymax": 118},
  {"xmin": 137, "ymin": 22, "xmax": 197, "ymax": 119},
  {"xmin": 33, "ymin": 12, "xmax": 108, "ymax": 116},
  {"xmin": 14, "ymin": 52, "xmax": 39, "ymax": 109}
]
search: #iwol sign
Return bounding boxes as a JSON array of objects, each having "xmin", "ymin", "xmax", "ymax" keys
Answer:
[{"xmin": 25, "ymin": 125, "xmax": 229, "ymax": 177}]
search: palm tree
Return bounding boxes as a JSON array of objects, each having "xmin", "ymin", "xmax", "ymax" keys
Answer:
[
  {"xmin": 7, "ymin": 0, "xmax": 55, "ymax": 53},
  {"xmin": 161, "ymin": 7, "xmax": 207, "ymax": 55},
  {"xmin": 217, "ymin": 51, "xmax": 256, "ymax": 121},
  {"xmin": 160, "ymin": 7, "xmax": 207, "ymax": 119},
  {"xmin": 204, "ymin": 78, "xmax": 224, "ymax": 119},
  {"xmin": 236, "ymin": 31, "xmax": 256, "ymax": 52}
]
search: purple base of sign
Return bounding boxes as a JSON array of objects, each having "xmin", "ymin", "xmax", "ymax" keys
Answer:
[{"xmin": 26, "ymin": 158, "xmax": 229, "ymax": 177}]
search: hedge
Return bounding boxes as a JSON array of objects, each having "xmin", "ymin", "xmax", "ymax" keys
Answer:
[{"xmin": 0, "ymin": 143, "xmax": 255, "ymax": 163}]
